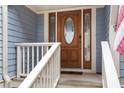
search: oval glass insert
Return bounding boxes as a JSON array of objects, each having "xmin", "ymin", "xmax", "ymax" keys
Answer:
[{"xmin": 64, "ymin": 17, "xmax": 74, "ymax": 44}]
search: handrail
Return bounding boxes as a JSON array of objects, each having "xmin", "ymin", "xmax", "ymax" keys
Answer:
[
  {"xmin": 101, "ymin": 41, "xmax": 120, "ymax": 88},
  {"xmin": 18, "ymin": 43, "xmax": 61, "ymax": 88},
  {"xmin": 16, "ymin": 42, "xmax": 53, "ymax": 46}
]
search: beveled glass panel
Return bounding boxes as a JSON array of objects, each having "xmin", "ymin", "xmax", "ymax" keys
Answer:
[
  {"xmin": 64, "ymin": 17, "xmax": 74, "ymax": 44},
  {"xmin": 84, "ymin": 13, "xmax": 91, "ymax": 62},
  {"xmin": 49, "ymin": 15, "xmax": 55, "ymax": 42}
]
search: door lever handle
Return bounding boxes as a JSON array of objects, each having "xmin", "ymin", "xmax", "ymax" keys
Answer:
[{"xmin": 79, "ymin": 35, "xmax": 81, "ymax": 48}]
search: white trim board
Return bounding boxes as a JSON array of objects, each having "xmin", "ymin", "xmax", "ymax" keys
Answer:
[
  {"xmin": 109, "ymin": 6, "xmax": 120, "ymax": 77},
  {"xmin": 91, "ymin": 8, "xmax": 96, "ymax": 73},
  {"xmin": 44, "ymin": 12, "xmax": 49, "ymax": 42},
  {"xmin": 37, "ymin": 5, "xmax": 104, "ymax": 14},
  {"xmin": 44, "ymin": 7, "xmax": 97, "ymax": 73}
]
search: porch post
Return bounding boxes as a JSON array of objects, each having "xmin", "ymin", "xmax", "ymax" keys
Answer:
[
  {"xmin": 44, "ymin": 12, "xmax": 49, "ymax": 42},
  {"xmin": 2, "ymin": 5, "xmax": 11, "ymax": 88}
]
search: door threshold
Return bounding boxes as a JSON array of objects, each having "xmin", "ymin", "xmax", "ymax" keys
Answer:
[
  {"xmin": 61, "ymin": 68, "xmax": 96, "ymax": 74},
  {"xmin": 61, "ymin": 68, "xmax": 83, "ymax": 74},
  {"xmin": 61, "ymin": 68, "xmax": 83, "ymax": 73}
]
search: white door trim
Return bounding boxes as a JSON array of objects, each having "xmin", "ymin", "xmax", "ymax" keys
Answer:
[
  {"xmin": 45, "ymin": 7, "xmax": 97, "ymax": 73},
  {"xmin": 44, "ymin": 12, "xmax": 49, "ymax": 42}
]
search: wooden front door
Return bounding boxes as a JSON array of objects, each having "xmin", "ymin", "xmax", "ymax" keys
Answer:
[{"xmin": 57, "ymin": 10, "xmax": 81, "ymax": 68}]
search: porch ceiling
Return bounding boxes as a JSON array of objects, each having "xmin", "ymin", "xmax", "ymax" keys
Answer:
[
  {"xmin": 26, "ymin": 5, "xmax": 84, "ymax": 12},
  {"xmin": 26, "ymin": 5, "xmax": 104, "ymax": 13}
]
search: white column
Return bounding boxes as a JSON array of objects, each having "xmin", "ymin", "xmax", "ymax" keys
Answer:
[
  {"xmin": 109, "ymin": 5, "xmax": 120, "ymax": 77},
  {"xmin": 44, "ymin": 12, "xmax": 49, "ymax": 42},
  {"xmin": 55, "ymin": 12, "xmax": 57, "ymax": 42},
  {"xmin": 2, "ymin": 5, "xmax": 11, "ymax": 87},
  {"xmin": 92, "ymin": 8, "xmax": 96, "ymax": 73}
]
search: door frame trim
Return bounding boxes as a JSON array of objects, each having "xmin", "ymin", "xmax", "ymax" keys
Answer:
[{"xmin": 46, "ymin": 7, "xmax": 97, "ymax": 73}]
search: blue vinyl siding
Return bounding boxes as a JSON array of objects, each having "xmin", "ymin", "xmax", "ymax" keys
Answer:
[
  {"xmin": 36, "ymin": 14, "xmax": 44, "ymax": 42},
  {"xmin": 96, "ymin": 8, "xmax": 105, "ymax": 73},
  {"xmin": 120, "ymin": 54, "xmax": 124, "ymax": 77},
  {"xmin": 0, "ymin": 6, "xmax": 2, "ymax": 80},
  {"xmin": 104, "ymin": 6, "xmax": 110, "ymax": 42},
  {"xmin": 96, "ymin": 6, "xmax": 110, "ymax": 73},
  {"xmin": 8, "ymin": 5, "xmax": 37, "ymax": 77}
]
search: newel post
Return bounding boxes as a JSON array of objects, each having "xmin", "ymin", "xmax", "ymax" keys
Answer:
[{"xmin": 17, "ymin": 46, "xmax": 21, "ymax": 78}]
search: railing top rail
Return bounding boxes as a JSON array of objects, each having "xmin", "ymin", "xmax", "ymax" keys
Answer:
[
  {"xmin": 15, "ymin": 42, "xmax": 55, "ymax": 46},
  {"xmin": 18, "ymin": 42, "xmax": 61, "ymax": 88},
  {"xmin": 101, "ymin": 41, "xmax": 120, "ymax": 88}
]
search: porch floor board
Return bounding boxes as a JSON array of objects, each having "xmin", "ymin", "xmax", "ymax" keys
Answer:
[{"xmin": 57, "ymin": 73, "xmax": 102, "ymax": 88}]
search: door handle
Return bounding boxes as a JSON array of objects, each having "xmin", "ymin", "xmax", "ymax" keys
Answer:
[{"xmin": 79, "ymin": 35, "xmax": 81, "ymax": 48}]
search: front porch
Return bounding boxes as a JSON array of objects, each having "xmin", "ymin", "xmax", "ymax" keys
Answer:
[
  {"xmin": 3, "ymin": 42, "xmax": 119, "ymax": 88},
  {"xmin": 0, "ymin": 5, "xmax": 122, "ymax": 88}
]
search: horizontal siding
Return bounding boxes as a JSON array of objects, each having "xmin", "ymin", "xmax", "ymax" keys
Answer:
[
  {"xmin": 8, "ymin": 5, "xmax": 37, "ymax": 77},
  {"xmin": 96, "ymin": 8, "xmax": 105, "ymax": 73},
  {"xmin": 96, "ymin": 6, "xmax": 110, "ymax": 73},
  {"xmin": 0, "ymin": 6, "xmax": 2, "ymax": 80},
  {"xmin": 104, "ymin": 6, "xmax": 110, "ymax": 42},
  {"xmin": 36, "ymin": 14, "xmax": 44, "ymax": 42},
  {"xmin": 120, "ymin": 70, "xmax": 124, "ymax": 77},
  {"xmin": 120, "ymin": 54, "xmax": 124, "ymax": 77}
]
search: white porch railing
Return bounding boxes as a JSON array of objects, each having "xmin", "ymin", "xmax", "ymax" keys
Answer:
[
  {"xmin": 16, "ymin": 43, "xmax": 61, "ymax": 88},
  {"xmin": 16, "ymin": 43, "xmax": 53, "ymax": 77},
  {"xmin": 101, "ymin": 41, "xmax": 120, "ymax": 88}
]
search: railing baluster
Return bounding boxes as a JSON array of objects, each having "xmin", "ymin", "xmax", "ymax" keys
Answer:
[
  {"xmin": 47, "ymin": 62, "xmax": 50, "ymax": 88},
  {"xmin": 56, "ymin": 49, "xmax": 58, "ymax": 79},
  {"xmin": 42, "ymin": 46, "xmax": 43, "ymax": 58},
  {"xmin": 22, "ymin": 47, "xmax": 25, "ymax": 74},
  {"xmin": 27, "ymin": 47, "xmax": 29, "ymax": 74},
  {"xmin": 46, "ymin": 64, "xmax": 48, "ymax": 87},
  {"xmin": 42, "ymin": 70, "xmax": 45, "ymax": 88},
  {"xmin": 37, "ymin": 46, "xmax": 39, "ymax": 64},
  {"xmin": 36, "ymin": 78, "xmax": 39, "ymax": 88},
  {"xmin": 58, "ymin": 47, "xmax": 60, "ymax": 79},
  {"xmin": 32, "ymin": 46, "xmax": 34, "ymax": 69},
  {"xmin": 44, "ymin": 68, "xmax": 46, "ymax": 88},
  {"xmin": 40, "ymin": 72, "xmax": 42, "ymax": 88},
  {"xmin": 52, "ymin": 55, "xmax": 54, "ymax": 86},
  {"xmin": 55, "ymin": 50, "xmax": 57, "ymax": 80},
  {"xmin": 57, "ymin": 47, "xmax": 59, "ymax": 79},
  {"xmin": 49, "ymin": 58, "xmax": 52, "ymax": 88},
  {"xmin": 53, "ymin": 53, "xmax": 55, "ymax": 84}
]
